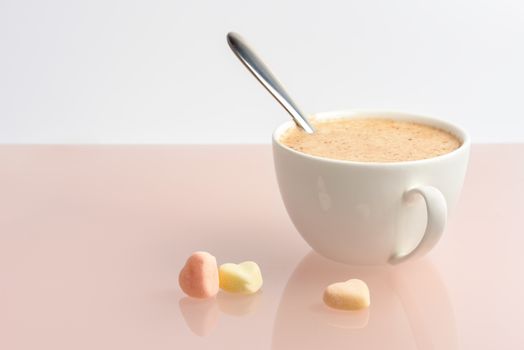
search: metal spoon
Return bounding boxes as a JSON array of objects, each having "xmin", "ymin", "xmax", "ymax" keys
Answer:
[{"xmin": 227, "ymin": 32, "xmax": 315, "ymax": 134}]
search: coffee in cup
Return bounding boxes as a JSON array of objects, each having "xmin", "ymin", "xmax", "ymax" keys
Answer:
[{"xmin": 280, "ymin": 118, "xmax": 461, "ymax": 163}]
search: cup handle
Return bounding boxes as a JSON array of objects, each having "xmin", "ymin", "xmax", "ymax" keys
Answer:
[{"xmin": 389, "ymin": 185, "xmax": 447, "ymax": 265}]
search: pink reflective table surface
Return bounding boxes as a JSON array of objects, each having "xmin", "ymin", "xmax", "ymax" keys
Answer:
[{"xmin": 0, "ymin": 145, "xmax": 523, "ymax": 349}]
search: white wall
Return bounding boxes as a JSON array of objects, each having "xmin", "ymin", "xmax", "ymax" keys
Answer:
[{"xmin": 1, "ymin": 0, "xmax": 523, "ymax": 143}]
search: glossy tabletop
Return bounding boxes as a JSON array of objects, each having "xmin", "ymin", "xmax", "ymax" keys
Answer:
[{"xmin": 0, "ymin": 145, "xmax": 523, "ymax": 349}]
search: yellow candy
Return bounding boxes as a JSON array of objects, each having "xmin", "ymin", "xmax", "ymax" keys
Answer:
[
  {"xmin": 219, "ymin": 261, "xmax": 263, "ymax": 294},
  {"xmin": 323, "ymin": 279, "xmax": 370, "ymax": 311}
]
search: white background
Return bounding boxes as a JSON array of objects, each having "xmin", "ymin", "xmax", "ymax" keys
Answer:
[{"xmin": 1, "ymin": 0, "xmax": 523, "ymax": 143}]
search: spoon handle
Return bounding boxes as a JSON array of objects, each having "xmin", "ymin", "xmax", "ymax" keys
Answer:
[{"xmin": 227, "ymin": 32, "xmax": 315, "ymax": 134}]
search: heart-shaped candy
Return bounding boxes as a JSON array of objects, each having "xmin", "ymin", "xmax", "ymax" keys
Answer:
[
  {"xmin": 323, "ymin": 279, "xmax": 370, "ymax": 311},
  {"xmin": 179, "ymin": 251, "xmax": 219, "ymax": 298},
  {"xmin": 219, "ymin": 261, "xmax": 263, "ymax": 294}
]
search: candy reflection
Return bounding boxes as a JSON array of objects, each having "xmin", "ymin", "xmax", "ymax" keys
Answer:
[{"xmin": 178, "ymin": 297, "xmax": 219, "ymax": 337}]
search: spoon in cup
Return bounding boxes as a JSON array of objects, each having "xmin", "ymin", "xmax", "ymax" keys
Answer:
[{"xmin": 226, "ymin": 32, "xmax": 315, "ymax": 134}]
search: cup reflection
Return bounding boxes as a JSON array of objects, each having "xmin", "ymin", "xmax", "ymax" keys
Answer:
[{"xmin": 272, "ymin": 252, "xmax": 458, "ymax": 350}]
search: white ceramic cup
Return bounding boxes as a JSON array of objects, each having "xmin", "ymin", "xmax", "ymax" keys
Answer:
[{"xmin": 272, "ymin": 110, "xmax": 470, "ymax": 265}]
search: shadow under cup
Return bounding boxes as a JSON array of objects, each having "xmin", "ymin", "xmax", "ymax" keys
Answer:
[{"xmin": 272, "ymin": 110, "xmax": 470, "ymax": 265}]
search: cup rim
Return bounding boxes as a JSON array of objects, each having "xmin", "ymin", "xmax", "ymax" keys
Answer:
[{"xmin": 272, "ymin": 109, "xmax": 471, "ymax": 167}]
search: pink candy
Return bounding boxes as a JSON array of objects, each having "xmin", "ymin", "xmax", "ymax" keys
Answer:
[{"xmin": 179, "ymin": 251, "xmax": 219, "ymax": 298}]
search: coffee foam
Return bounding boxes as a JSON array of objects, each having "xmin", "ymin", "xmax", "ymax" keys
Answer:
[{"xmin": 279, "ymin": 118, "xmax": 461, "ymax": 162}]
